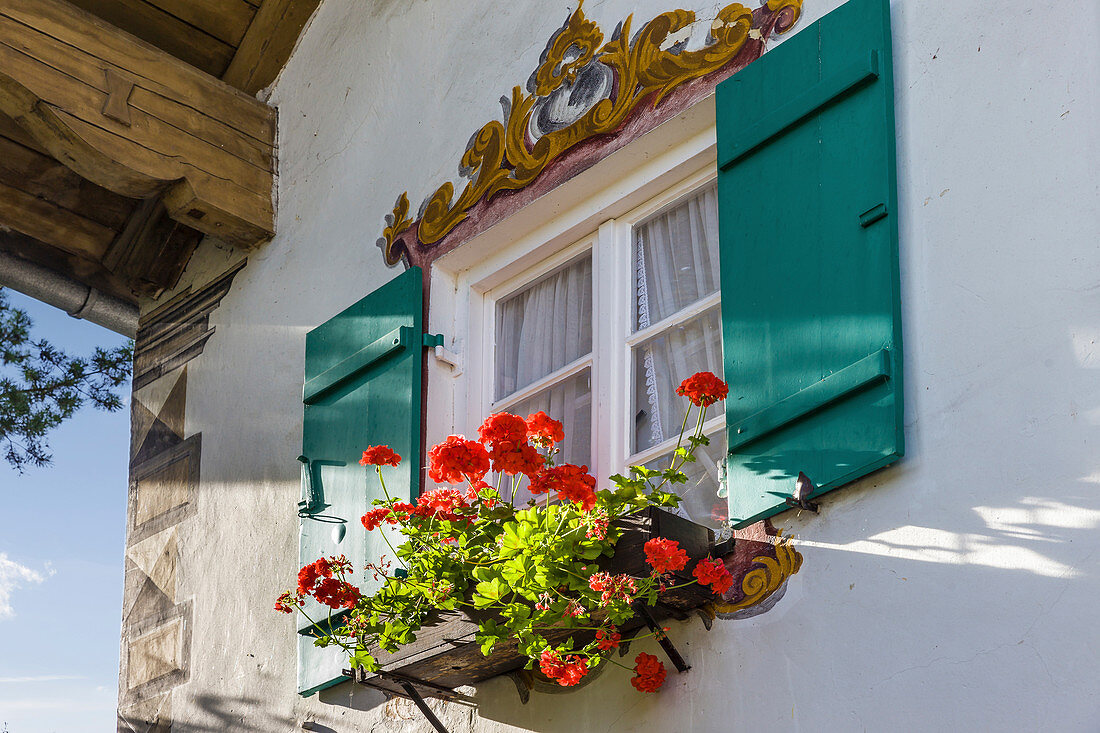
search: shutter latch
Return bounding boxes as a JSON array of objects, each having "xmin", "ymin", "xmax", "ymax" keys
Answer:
[{"xmin": 423, "ymin": 333, "xmax": 462, "ymax": 374}]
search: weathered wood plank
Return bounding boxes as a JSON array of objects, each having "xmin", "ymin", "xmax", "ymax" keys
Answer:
[
  {"xmin": 0, "ymin": 178, "xmax": 116, "ymax": 258},
  {"xmin": 0, "ymin": 111, "xmax": 47, "ymax": 153},
  {"xmin": 141, "ymin": 0, "xmax": 256, "ymax": 47},
  {"xmin": 56, "ymin": 111, "xmax": 273, "ymax": 246},
  {"xmin": 0, "ymin": 53, "xmax": 270, "ymax": 210},
  {"xmin": 0, "ymin": 42, "xmax": 270, "ymax": 196},
  {"xmin": 0, "ymin": 134, "xmax": 134, "ymax": 229},
  {"xmin": 103, "ymin": 197, "xmax": 204, "ymax": 298},
  {"xmin": 0, "ymin": 0, "xmax": 276, "ymax": 248},
  {"xmin": 64, "ymin": 0, "xmax": 235, "ymax": 77},
  {"xmin": 0, "ymin": 0, "xmax": 274, "ymax": 142},
  {"xmin": 0, "ymin": 14, "xmax": 274, "ymax": 161},
  {"xmin": 222, "ymin": 0, "xmax": 322, "ymax": 93}
]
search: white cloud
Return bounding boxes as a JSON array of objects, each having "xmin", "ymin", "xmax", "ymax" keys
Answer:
[
  {"xmin": 0, "ymin": 675, "xmax": 85, "ymax": 683},
  {"xmin": 0, "ymin": 553, "xmax": 49, "ymax": 620}
]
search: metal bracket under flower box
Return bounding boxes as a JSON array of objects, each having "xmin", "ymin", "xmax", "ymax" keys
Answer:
[{"xmin": 339, "ymin": 507, "xmax": 724, "ymax": 714}]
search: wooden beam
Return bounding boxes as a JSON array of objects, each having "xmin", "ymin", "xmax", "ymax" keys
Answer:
[
  {"xmin": 0, "ymin": 132, "xmax": 134, "ymax": 229},
  {"xmin": 104, "ymin": 197, "xmax": 203, "ymax": 298},
  {"xmin": 0, "ymin": 0, "xmax": 275, "ymax": 248},
  {"xmin": 139, "ymin": 0, "xmax": 256, "ymax": 48},
  {"xmin": 64, "ymin": 0, "xmax": 235, "ymax": 77},
  {"xmin": 222, "ymin": 0, "xmax": 322, "ymax": 94},
  {"xmin": 0, "ymin": 178, "xmax": 116, "ymax": 258}
]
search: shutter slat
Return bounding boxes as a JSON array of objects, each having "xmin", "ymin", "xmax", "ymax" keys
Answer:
[
  {"xmin": 728, "ymin": 348, "xmax": 891, "ymax": 452},
  {"xmin": 719, "ymin": 51, "xmax": 880, "ymax": 171},
  {"xmin": 303, "ymin": 325, "xmax": 411, "ymax": 405},
  {"xmin": 717, "ymin": 0, "xmax": 903, "ymax": 528}
]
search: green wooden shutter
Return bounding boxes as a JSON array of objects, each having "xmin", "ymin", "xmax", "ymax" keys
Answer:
[
  {"xmin": 297, "ymin": 267, "xmax": 425, "ymax": 695},
  {"xmin": 716, "ymin": 0, "xmax": 902, "ymax": 529}
]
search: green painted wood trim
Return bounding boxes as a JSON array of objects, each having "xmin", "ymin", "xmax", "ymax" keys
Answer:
[
  {"xmin": 728, "ymin": 349, "xmax": 891, "ymax": 453},
  {"xmin": 717, "ymin": 0, "xmax": 903, "ymax": 528},
  {"xmin": 297, "ymin": 267, "xmax": 425, "ymax": 696},
  {"xmin": 719, "ymin": 51, "xmax": 880, "ymax": 171},
  {"xmin": 302, "ymin": 325, "xmax": 411, "ymax": 405},
  {"xmin": 731, "ymin": 452, "xmax": 902, "ymax": 529},
  {"xmin": 298, "ymin": 675, "xmax": 348, "ymax": 698},
  {"xmin": 298, "ymin": 609, "xmax": 352, "ymax": 636}
]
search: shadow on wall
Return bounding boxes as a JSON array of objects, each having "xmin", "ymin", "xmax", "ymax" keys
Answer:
[
  {"xmin": 120, "ymin": 694, "xmax": 298, "ymax": 733},
  {"xmin": 462, "ymin": 487, "xmax": 1100, "ymax": 732},
  {"xmin": 319, "ymin": 683, "xmax": 481, "ymax": 732}
]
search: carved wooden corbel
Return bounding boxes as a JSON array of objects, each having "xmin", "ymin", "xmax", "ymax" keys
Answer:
[{"xmin": 0, "ymin": 0, "xmax": 276, "ymax": 249}]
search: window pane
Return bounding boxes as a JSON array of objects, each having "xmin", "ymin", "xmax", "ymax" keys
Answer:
[
  {"xmin": 501, "ymin": 369, "xmax": 591, "ymax": 468},
  {"xmin": 496, "ymin": 254, "xmax": 592, "ymax": 400},
  {"xmin": 498, "ymin": 369, "xmax": 592, "ymax": 506},
  {"xmin": 641, "ymin": 431, "xmax": 728, "ymax": 535},
  {"xmin": 633, "ymin": 184, "xmax": 720, "ymax": 331},
  {"xmin": 632, "ymin": 308, "xmax": 722, "ymax": 453}
]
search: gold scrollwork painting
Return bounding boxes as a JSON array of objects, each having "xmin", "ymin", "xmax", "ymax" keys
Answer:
[
  {"xmin": 714, "ymin": 534, "xmax": 804, "ymax": 617},
  {"xmin": 377, "ymin": 0, "xmax": 804, "ymax": 267}
]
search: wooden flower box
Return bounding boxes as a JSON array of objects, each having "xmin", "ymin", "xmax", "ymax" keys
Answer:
[{"xmin": 343, "ymin": 507, "xmax": 720, "ymax": 702}]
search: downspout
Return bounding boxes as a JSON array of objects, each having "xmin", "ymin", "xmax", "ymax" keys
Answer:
[{"xmin": 0, "ymin": 251, "xmax": 138, "ymax": 337}]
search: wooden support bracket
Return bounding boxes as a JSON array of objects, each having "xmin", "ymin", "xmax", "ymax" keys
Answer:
[{"xmin": 0, "ymin": 0, "xmax": 276, "ymax": 248}]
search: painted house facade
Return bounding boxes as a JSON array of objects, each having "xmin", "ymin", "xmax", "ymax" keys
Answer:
[{"xmin": 1, "ymin": 0, "xmax": 1098, "ymax": 730}]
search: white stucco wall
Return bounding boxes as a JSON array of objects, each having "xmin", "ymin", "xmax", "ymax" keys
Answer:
[{"xmin": 163, "ymin": 0, "xmax": 1100, "ymax": 730}]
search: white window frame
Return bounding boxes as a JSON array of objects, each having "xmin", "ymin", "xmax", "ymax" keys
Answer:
[{"xmin": 427, "ymin": 98, "xmax": 724, "ymax": 489}]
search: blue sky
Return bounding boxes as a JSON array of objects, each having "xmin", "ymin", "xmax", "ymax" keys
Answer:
[{"xmin": 0, "ymin": 289, "xmax": 130, "ymax": 732}]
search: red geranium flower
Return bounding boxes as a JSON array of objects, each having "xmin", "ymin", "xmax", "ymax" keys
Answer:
[
  {"xmin": 539, "ymin": 649, "xmax": 589, "ymax": 686},
  {"xmin": 428, "ymin": 435, "xmax": 490, "ymax": 484},
  {"xmin": 557, "ymin": 656, "xmax": 588, "ymax": 686},
  {"xmin": 477, "ymin": 413, "xmax": 528, "ymax": 450},
  {"xmin": 675, "ymin": 371, "xmax": 729, "ymax": 407},
  {"xmin": 274, "ymin": 590, "xmax": 300, "ymax": 614},
  {"xmin": 360, "ymin": 507, "xmax": 392, "ymax": 531},
  {"xmin": 692, "ymin": 557, "xmax": 734, "ymax": 595},
  {"xmin": 644, "ymin": 537, "xmax": 689, "ymax": 575},
  {"xmin": 595, "ymin": 628, "xmax": 621, "ymax": 651},
  {"xmin": 539, "ymin": 649, "xmax": 565, "ymax": 679},
  {"xmin": 489, "ymin": 442, "xmax": 544, "ymax": 477},
  {"xmin": 587, "ymin": 572, "xmax": 636, "ymax": 605},
  {"xmin": 295, "ymin": 557, "xmax": 359, "ymax": 609},
  {"xmin": 417, "ymin": 487, "xmax": 468, "ymax": 519},
  {"xmin": 631, "ymin": 652, "xmax": 667, "ymax": 693},
  {"xmin": 313, "ymin": 577, "xmax": 361, "ymax": 609},
  {"xmin": 525, "ymin": 411, "xmax": 565, "ymax": 446},
  {"xmin": 359, "ymin": 445, "xmax": 401, "ymax": 467},
  {"xmin": 297, "ymin": 558, "xmax": 332, "ymax": 594},
  {"xmin": 530, "ymin": 463, "xmax": 597, "ymax": 510}
]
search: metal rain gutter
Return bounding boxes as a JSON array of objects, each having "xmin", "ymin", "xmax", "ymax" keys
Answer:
[{"xmin": 0, "ymin": 251, "xmax": 138, "ymax": 337}]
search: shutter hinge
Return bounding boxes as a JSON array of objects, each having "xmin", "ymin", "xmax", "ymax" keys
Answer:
[{"xmin": 423, "ymin": 333, "xmax": 462, "ymax": 374}]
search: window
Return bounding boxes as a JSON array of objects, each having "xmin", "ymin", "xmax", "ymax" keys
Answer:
[{"xmin": 446, "ymin": 169, "xmax": 730, "ymax": 534}]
